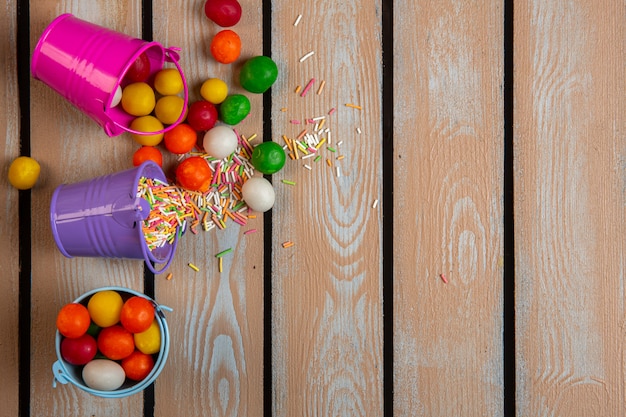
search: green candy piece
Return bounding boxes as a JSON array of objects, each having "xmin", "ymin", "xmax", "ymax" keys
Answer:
[
  {"xmin": 239, "ymin": 56, "xmax": 278, "ymax": 94},
  {"xmin": 219, "ymin": 94, "xmax": 251, "ymax": 125},
  {"xmin": 251, "ymin": 141, "xmax": 286, "ymax": 174}
]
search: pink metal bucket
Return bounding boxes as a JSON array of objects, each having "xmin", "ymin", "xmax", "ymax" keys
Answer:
[
  {"xmin": 31, "ymin": 13, "xmax": 188, "ymax": 137},
  {"xmin": 49, "ymin": 161, "xmax": 179, "ymax": 274}
]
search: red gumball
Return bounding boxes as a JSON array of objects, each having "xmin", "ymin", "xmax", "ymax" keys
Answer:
[
  {"xmin": 125, "ymin": 52, "xmax": 151, "ymax": 82},
  {"xmin": 61, "ymin": 333, "xmax": 98, "ymax": 365},
  {"xmin": 204, "ymin": 0, "xmax": 242, "ymax": 27},
  {"xmin": 186, "ymin": 101, "xmax": 218, "ymax": 132}
]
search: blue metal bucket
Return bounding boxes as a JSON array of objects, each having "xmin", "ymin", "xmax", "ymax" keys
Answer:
[{"xmin": 52, "ymin": 286, "xmax": 172, "ymax": 398}]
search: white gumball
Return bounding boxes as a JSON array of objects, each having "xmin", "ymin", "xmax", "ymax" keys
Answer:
[
  {"xmin": 242, "ymin": 177, "xmax": 275, "ymax": 212},
  {"xmin": 110, "ymin": 85, "xmax": 123, "ymax": 107},
  {"xmin": 203, "ymin": 125, "xmax": 238, "ymax": 159},
  {"xmin": 82, "ymin": 359, "xmax": 126, "ymax": 391}
]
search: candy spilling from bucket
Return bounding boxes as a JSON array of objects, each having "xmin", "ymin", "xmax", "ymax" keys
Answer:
[
  {"xmin": 52, "ymin": 286, "xmax": 171, "ymax": 398},
  {"xmin": 50, "ymin": 160, "xmax": 180, "ymax": 273},
  {"xmin": 31, "ymin": 13, "xmax": 188, "ymax": 137}
]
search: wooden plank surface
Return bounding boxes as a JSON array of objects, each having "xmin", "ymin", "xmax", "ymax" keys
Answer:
[
  {"xmin": 515, "ymin": 0, "xmax": 626, "ymax": 415},
  {"xmin": 393, "ymin": 0, "xmax": 505, "ymax": 415},
  {"xmin": 1, "ymin": 2, "xmax": 20, "ymax": 417},
  {"xmin": 270, "ymin": 1, "xmax": 384, "ymax": 415},
  {"xmin": 29, "ymin": 2, "xmax": 145, "ymax": 416},
  {"xmin": 2, "ymin": 0, "xmax": 624, "ymax": 415},
  {"xmin": 151, "ymin": 1, "xmax": 265, "ymax": 415}
]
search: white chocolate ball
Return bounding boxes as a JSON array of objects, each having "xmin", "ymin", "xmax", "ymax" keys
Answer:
[
  {"xmin": 203, "ymin": 125, "xmax": 238, "ymax": 159},
  {"xmin": 242, "ymin": 177, "xmax": 275, "ymax": 212}
]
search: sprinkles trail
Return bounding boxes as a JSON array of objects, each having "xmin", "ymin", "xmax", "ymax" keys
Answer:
[{"xmin": 137, "ymin": 133, "xmax": 257, "ymax": 251}]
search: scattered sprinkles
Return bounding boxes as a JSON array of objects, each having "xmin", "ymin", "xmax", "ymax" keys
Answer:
[
  {"xmin": 345, "ymin": 103, "xmax": 362, "ymax": 110},
  {"xmin": 293, "ymin": 14, "xmax": 302, "ymax": 26},
  {"xmin": 282, "ymin": 241, "xmax": 295, "ymax": 248},
  {"xmin": 188, "ymin": 263, "xmax": 200, "ymax": 272},
  {"xmin": 166, "ymin": 273, "xmax": 173, "ymax": 281},
  {"xmin": 299, "ymin": 50, "xmax": 315, "ymax": 62},
  {"xmin": 215, "ymin": 248, "xmax": 233, "ymax": 258},
  {"xmin": 372, "ymin": 199, "xmax": 379, "ymax": 209},
  {"xmin": 440, "ymin": 274, "xmax": 448, "ymax": 284}
]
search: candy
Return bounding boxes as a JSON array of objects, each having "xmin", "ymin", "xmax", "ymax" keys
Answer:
[
  {"xmin": 121, "ymin": 82, "xmax": 155, "ymax": 116},
  {"xmin": 219, "ymin": 94, "xmax": 250, "ymax": 125},
  {"xmin": 200, "ymin": 78, "xmax": 228, "ymax": 104},
  {"xmin": 250, "ymin": 141, "xmax": 286, "ymax": 174},
  {"xmin": 239, "ymin": 56, "xmax": 278, "ymax": 94},
  {"xmin": 110, "ymin": 85, "xmax": 122, "ymax": 107},
  {"xmin": 204, "ymin": 0, "xmax": 242, "ymax": 27},
  {"xmin": 241, "ymin": 177, "xmax": 275, "ymax": 212},
  {"xmin": 125, "ymin": 52, "xmax": 151, "ymax": 82},
  {"xmin": 203, "ymin": 125, "xmax": 238, "ymax": 159},
  {"xmin": 187, "ymin": 100, "xmax": 218, "ymax": 131},
  {"xmin": 210, "ymin": 29, "xmax": 241, "ymax": 64}
]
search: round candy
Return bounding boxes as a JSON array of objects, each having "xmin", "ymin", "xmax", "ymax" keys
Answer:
[
  {"xmin": 204, "ymin": 0, "xmax": 242, "ymax": 27},
  {"xmin": 121, "ymin": 82, "xmax": 155, "ymax": 116},
  {"xmin": 200, "ymin": 78, "xmax": 228, "ymax": 104},
  {"xmin": 82, "ymin": 359, "xmax": 126, "ymax": 391},
  {"xmin": 154, "ymin": 95, "xmax": 187, "ymax": 125},
  {"xmin": 251, "ymin": 141, "xmax": 286, "ymax": 174},
  {"xmin": 186, "ymin": 100, "xmax": 218, "ymax": 131},
  {"xmin": 110, "ymin": 85, "xmax": 122, "ymax": 107},
  {"xmin": 125, "ymin": 52, "xmax": 151, "ymax": 82},
  {"xmin": 219, "ymin": 94, "xmax": 250, "ymax": 125},
  {"xmin": 239, "ymin": 56, "xmax": 278, "ymax": 94},
  {"xmin": 203, "ymin": 125, "xmax": 238, "ymax": 159},
  {"xmin": 130, "ymin": 116, "xmax": 165, "ymax": 146},
  {"xmin": 210, "ymin": 29, "xmax": 241, "ymax": 64},
  {"xmin": 242, "ymin": 177, "xmax": 275, "ymax": 212},
  {"xmin": 154, "ymin": 68, "xmax": 184, "ymax": 96},
  {"xmin": 8, "ymin": 156, "xmax": 40, "ymax": 190}
]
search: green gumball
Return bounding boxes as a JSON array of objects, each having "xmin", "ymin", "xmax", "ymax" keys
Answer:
[
  {"xmin": 219, "ymin": 94, "xmax": 251, "ymax": 125},
  {"xmin": 239, "ymin": 56, "xmax": 278, "ymax": 94}
]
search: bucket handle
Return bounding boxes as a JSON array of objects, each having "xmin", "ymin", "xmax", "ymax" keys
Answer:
[
  {"xmin": 114, "ymin": 47, "xmax": 189, "ymax": 136},
  {"xmin": 52, "ymin": 361, "xmax": 71, "ymax": 387},
  {"xmin": 142, "ymin": 228, "xmax": 180, "ymax": 274}
]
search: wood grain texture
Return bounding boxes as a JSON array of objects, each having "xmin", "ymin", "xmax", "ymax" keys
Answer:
[
  {"xmin": 152, "ymin": 1, "xmax": 264, "ymax": 416},
  {"xmin": 29, "ymin": 2, "xmax": 144, "ymax": 415},
  {"xmin": 393, "ymin": 1, "xmax": 505, "ymax": 415},
  {"xmin": 515, "ymin": 0, "xmax": 626, "ymax": 415},
  {"xmin": 1, "ymin": 2, "xmax": 20, "ymax": 416},
  {"xmin": 270, "ymin": 1, "xmax": 384, "ymax": 416}
]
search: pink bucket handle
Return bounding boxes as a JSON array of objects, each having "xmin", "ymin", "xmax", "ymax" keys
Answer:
[{"xmin": 115, "ymin": 47, "xmax": 189, "ymax": 136}]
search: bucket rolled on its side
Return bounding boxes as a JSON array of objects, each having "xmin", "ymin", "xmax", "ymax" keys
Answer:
[
  {"xmin": 50, "ymin": 161, "xmax": 178, "ymax": 273},
  {"xmin": 31, "ymin": 13, "xmax": 187, "ymax": 137}
]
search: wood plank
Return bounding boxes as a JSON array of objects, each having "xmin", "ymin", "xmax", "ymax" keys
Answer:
[
  {"xmin": 270, "ymin": 1, "xmax": 384, "ymax": 415},
  {"xmin": 29, "ymin": 2, "xmax": 145, "ymax": 415},
  {"xmin": 151, "ymin": 1, "xmax": 265, "ymax": 415},
  {"xmin": 515, "ymin": 0, "xmax": 625, "ymax": 415},
  {"xmin": 393, "ymin": 0, "xmax": 505, "ymax": 415},
  {"xmin": 1, "ymin": 1, "xmax": 21, "ymax": 415}
]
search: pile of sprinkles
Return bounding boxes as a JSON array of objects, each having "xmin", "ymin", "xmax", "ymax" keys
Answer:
[{"xmin": 136, "ymin": 132, "xmax": 257, "ymax": 253}]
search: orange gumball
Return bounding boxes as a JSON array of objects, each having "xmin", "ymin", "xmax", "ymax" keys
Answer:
[
  {"xmin": 210, "ymin": 30, "xmax": 241, "ymax": 64},
  {"xmin": 164, "ymin": 123, "xmax": 198, "ymax": 155},
  {"xmin": 132, "ymin": 146, "xmax": 163, "ymax": 167},
  {"xmin": 97, "ymin": 325, "xmax": 135, "ymax": 360}
]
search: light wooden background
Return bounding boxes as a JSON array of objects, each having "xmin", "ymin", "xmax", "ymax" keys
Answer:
[{"xmin": 1, "ymin": 0, "xmax": 623, "ymax": 416}]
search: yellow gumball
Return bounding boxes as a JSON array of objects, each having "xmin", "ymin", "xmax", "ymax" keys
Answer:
[
  {"xmin": 154, "ymin": 68, "xmax": 183, "ymax": 96},
  {"xmin": 8, "ymin": 156, "xmax": 41, "ymax": 190},
  {"xmin": 200, "ymin": 78, "xmax": 228, "ymax": 104},
  {"xmin": 130, "ymin": 115, "xmax": 165, "ymax": 146},
  {"xmin": 155, "ymin": 95, "xmax": 187, "ymax": 125},
  {"xmin": 121, "ymin": 82, "xmax": 156, "ymax": 116}
]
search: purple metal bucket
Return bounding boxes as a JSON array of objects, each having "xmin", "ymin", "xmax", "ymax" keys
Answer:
[
  {"xmin": 50, "ymin": 161, "xmax": 178, "ymax": 273},
  {"xmin": 31, "ymin": 14, "xmax": 188, "ymax": 137}
]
